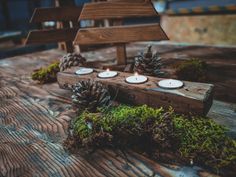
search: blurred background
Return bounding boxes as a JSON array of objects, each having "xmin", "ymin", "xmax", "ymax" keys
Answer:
[{"xmin": 0, "ymin": 0, "xmax": 236, "ymax": 59}]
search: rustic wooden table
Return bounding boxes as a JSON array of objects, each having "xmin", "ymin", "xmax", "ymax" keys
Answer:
[{"xmin": 0, "ymin": 43, "xmax": 235, "ymax": 177}]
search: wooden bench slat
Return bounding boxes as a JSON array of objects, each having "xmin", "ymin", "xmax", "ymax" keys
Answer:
[
  {"xmin": 30, "ymin": 6, "xmax": 82, "ymax": 23},
  {"xmin": 74, "ymin": 23, "xmax": 168, "ymax": 45},
  {"xmin": 57, "ymin": 68, "xmax": 214, "ymax": 116},
  {"xmin": 26, "ymin": 28, "xmax": 78, "ymax": 44},
  {"xmin": 79, "ymin": 1, "xmax": 158, "ymax": 20}
]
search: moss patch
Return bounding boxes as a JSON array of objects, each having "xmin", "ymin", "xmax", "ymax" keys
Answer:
[
  {"xmin": 173, "ymin": 115, "xmax": 236, "ymax": 171},
  {"xmin": 68, "ymin": 105, "xmax": 236, "ymax": 175},
  {"xmin": 175, "ymin": 59, "xmax": 208, "ymax": 82},
  {"xmin": 32, "ymin": 62, "xmax": 60, "ymax": 84}
]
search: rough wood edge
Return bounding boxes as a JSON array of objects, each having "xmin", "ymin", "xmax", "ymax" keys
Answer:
[
  {"xmin": 79, "ymin": 1, "xmax": 159, "ymax": 20},
  {"xmin": 74, "ymin": 23, "xmax": 169, "ymax": 45},
  {"xmin": 25, "ymin": 28, "xmax": 78, "ymax": 45},
  {"xmin": 30, "ymin": 6, "xmax": 82, "ymax": 23}
]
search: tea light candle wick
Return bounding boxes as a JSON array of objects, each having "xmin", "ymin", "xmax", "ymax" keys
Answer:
[
  {"xmin": 135, "ymin": 72, "xmax": 138, "ymax": 80},
  {"xmin": 125, "ymin": 72, "xmax": 148, "ymax": 84},
  {"xmin": 106, "ymin": 69, "xmax": 110, "ymax": 75},
  {"xmin": 98, "ymin": 68, "xmax": 118, "ymax": 78}
]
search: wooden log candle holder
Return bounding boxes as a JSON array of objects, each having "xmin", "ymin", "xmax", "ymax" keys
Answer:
[{"xmin": 57, "ymin": 67, "xmax": 214, "ymax": 116}]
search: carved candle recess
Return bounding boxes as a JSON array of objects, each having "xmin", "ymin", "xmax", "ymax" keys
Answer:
[
  {"xmin": 75, "ymin": 67, "xmax": 93, "ymax": 75},
  {"xmin": 58, "ymin": 67, "xmax": 214, "ymax": 115},
  {"xmin": 158, "ymin": 79, "xmax": 184, "ymax": 89},
  {"xmin": 125, "ymin": 72, "xmax": 148, "ymax": 84},
  {"xmin": 98, "ymin": 69, "xmax": 118, "ymax": 78}
]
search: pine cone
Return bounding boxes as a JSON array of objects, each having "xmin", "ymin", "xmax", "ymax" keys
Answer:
[
  {"xmin": 59, "ymin": 53, "xmax": 86, "ymax": 71},
  {"xmin": 72, "ymin": 80, "xmax": 111, "ymax": 113},
  {"xmin": 134, "ymin": 45, "xmax": 164, "ymax": 76}
]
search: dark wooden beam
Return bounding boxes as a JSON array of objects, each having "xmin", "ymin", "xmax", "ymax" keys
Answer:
[{"xmin": 57, "ymin": 67, "xmax": 214, "ymax": 116}]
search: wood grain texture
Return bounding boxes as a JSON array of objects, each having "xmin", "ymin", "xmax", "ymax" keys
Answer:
[
  {"xmin": 0, "ymin": 49, "xmax": 218, "ymax": 177},
  {"xmin": 116, "ymin": 44, "xmax": 127, "ymax": 65},
  {"xmin": 26, "ymin": 28, "xmax": 78, "ymax": 44},
  {"xmin": 30, "ymin": 6, "xmax": 82, "ymax": 23},
  {"xmin": 79, "ymin": 1, "xmax": 158, "ymax": 20},
  {"xmin": 57, "ymin": 68, "xmax": 214, "ymax": 116},
  {"xmin": 74, "ymin": 24, "xmax": 168, "ymax": 45},
  {"xmin": 113, "ymin": 20, "xmax": 127, "ymax": 65}
]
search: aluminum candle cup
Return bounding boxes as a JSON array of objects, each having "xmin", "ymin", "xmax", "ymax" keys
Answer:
[
  {"xmin": 98, "ymin": 69, "xmax": 118, "ymax": 78},
  {"xmin": 125, "ymin": 72, "xmax": 148, "ymax": 84},
  {"xmin": 158, "ymin": 79, "xmax": 184, "ymax": 89},
  {"xmin": 75, "ymin": 67, "xmax": 94, "ymax": 75}
]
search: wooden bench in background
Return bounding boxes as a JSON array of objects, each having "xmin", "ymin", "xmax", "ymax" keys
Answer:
[
  {"xmin": 74, "ymin": 0, "xmax": 168, "ymax": 67},
  {"xmin": 26, "ymin": 1, "xmax": 82, "ymax": 53}
]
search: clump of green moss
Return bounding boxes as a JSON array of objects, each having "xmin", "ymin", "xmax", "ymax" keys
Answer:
[
  {"xmin": 32, "ymin": 62, "xmax": 60, "ymax": 84},
  {"xmin": 69, "ymin": 105, "xmax": 236, "ymax": 175},
  {"xmin": 175, "ymin": 59, "xmax": 208, "ymax": 82},
  {"xmin": 173, "ymin": 115, "xmax": 236, "ymax": 172}
]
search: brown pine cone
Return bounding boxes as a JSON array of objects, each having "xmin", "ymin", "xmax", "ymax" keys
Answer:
[{"xmin": 59, "ymin": 53, "xmax": 86, "ymax": 71}]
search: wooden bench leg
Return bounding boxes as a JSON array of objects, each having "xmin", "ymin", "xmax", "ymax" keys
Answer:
[
  {"xmin": 116, "ymin": 44, "xmax": 126, "ymax": 65},
  {"xmin": 57, "ymin": 0, "xmax": 76, "ymax": 53},
  {"xmin": 113, "ymin": 18, "xmax": 127, "ymax": 65}
]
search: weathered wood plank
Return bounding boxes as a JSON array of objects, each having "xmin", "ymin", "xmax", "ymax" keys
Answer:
[
  {"xmin": 57, "ymin": 67, "xmax": 214, "ymax": 115},
  {"xmin": 79, "ymin": 1, "xmax": 158, "ymax": 20},
  {"xmin": 74, "ymin": 24, "xmax": 168, "ymax": 45},
  {"xmin": 30, "ymin": 6, "xmax": 82, "ymax": 23},
  {"xmin": 0, "ymin": 48, "xmax": 225, "ymax": 177},
  {"xmin": 26, "ymin": 28, "xmax": 78, "ymax": 44}
]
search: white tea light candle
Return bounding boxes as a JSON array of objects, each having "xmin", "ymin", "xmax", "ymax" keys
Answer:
[
  {"xmin": 75, "ymin": 67, "xmax": 93, "ymax": 75},
  {"xmin": 98, "ymin": 69, "xmax": 118, "ymax": 78},
  {"xmin": 158, "ymin": 79, "xmax": 184, "ymax": 89},
  {"xmin": 126, "ymin": 72, "xmax": 148, "ymax": 84}
]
